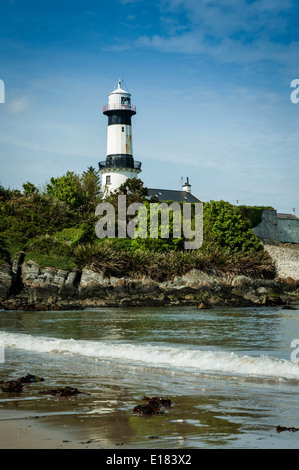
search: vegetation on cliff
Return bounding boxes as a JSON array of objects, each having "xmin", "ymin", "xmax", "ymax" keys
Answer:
[{"xmin": 0, "ymin": 171, "xmax": 275, "ymax": 279}]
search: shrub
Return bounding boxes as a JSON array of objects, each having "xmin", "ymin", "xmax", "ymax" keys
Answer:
[
  {"xmin": 0, "ymin": 172, "xmax": 275, "ymax": 280},
  {"xmin": 24, "ymin": 234, "xmax": 76, "ymax": 270},
  {"xmin": 46, "ymin": 167, "xmax": 101, "ymax": 211},
  {"xmin": 22, "ymin": 181, "xmax": 39, "ymax": 197},
  {"xmin": 238, "ymin": 205, "xmax": 274, "ymax": 228},
  {"xmin": 54, "ymin": 227, "xmax": 88, "ymax": 246},
  {"xmin": 25, "ymin": 234, "xmax": 73, "ymax": 256},
  {"xmin": 73, "ymin": 241, "xmax": 274, "ymax": 280},
  {"xmin": 74, "ymin": 242, "xmax": 125, "ymax": 274},
  {"xmin": 203, "ymin": 200, "xmax": 262, "ymax": 253}
]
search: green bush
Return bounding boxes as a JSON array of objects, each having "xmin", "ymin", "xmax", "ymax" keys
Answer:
[
  {"xmin": 25, "ymin": 234, "xmax": 73, "ymax": 256},
  {"xmin": 0, "ymin": 244, "xmax": 10, "ymax": 265},
  {"xmin": 53, "ymin": 227, "xmax": 87, "ymax": 246},
  {"xmin": 203, "ymin": 200, "xmax": 263, "ymax": 253},
  {"xmin": 0, "ymin": 171, "xmax": 276, "ymax": 279},
  {"xmin": 22, "ymin": 181, "xmax": 39, "ymax": 197},
  {"xmin": 24, "ymin": 234, "xmax": 76, "ymax": 270},
  {"xmin": 130, "ymin": 236, "xmax": 184, "ymax": 252},
  {"xmin": 100, "ymin": 238, "xmax": 135, "ymax": 251},
  {"xmin": 238, "ymin": 205, "xmax": 274, "ymax": 228},
  {"xmin": 46, "ymin": 167, "xmax": 101, "ymax": 210},
  {"xmin": 0, "ymin": 193, "xmax": 80, "ymax": 251}
]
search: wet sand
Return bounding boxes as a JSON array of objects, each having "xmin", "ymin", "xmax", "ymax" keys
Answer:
[
  {"xmin": 2, "ymin": 306, "xmax": 299, "ymax": 450},
  {"xmin": 0, "ymin": 410, "xmax": 101, "ymax": 449}
]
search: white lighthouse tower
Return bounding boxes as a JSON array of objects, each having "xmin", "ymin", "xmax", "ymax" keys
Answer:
[{"xmin": 99, "ymin": 80, "xmax": 142, "ymax": 195}]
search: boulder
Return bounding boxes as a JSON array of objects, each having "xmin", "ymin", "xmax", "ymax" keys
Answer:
[
  {"xmin": 0, "ymin": 264, "xmax": 12, "ymax": 299},
  {"xmin": 78, "ymin": 268, "xmax": 108, "ymax": 298},
  {"xmin": 181, "ymin": 269, "xmax": 218, "ymax": 288},
  {"xmin": 195, "ymin": 301, "xmax": 212, "ymax": 309}
]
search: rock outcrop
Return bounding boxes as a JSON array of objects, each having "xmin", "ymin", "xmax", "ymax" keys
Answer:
[
  {"xmin": 0, "ymin": 264, "xmax": 12, "ymax": 299},
  {"xmin": 0, "ymin": 255, "xmax": 298, "ymax": 310}
]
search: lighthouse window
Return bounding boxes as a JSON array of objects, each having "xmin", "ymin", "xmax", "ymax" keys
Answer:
[
  {"xmin": 122, "ymin": 127, "xmax": 124, "ymax": 132},
  {"xmin": 121, "ymin": 97, "xmax": 130, "ymax": 105},
  {"xmin": 106, "ymin": 175, "xmax": 111, "ymax": 185}
]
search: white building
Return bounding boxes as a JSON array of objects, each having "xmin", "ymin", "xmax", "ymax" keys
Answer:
[
  {"xmin": 99, "ymin": 80, "xmax": 141, "ymax": 195},
  {"xmin": 99, "ymin": 81, "xmax": 201, "ymax": 203}
]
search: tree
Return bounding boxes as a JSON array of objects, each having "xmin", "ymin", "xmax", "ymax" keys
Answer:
[
  {"xmin": 22, "ymin": 181, "xmax": 39, "ymax": 197},
  {"xmin": 101, "ymin": 178, "xmax": 183, "ymax": 251},
  {"xmin": 46, "ymin": 169, "xmax": 102, "ymax": 211},
  {"xmin": 0, "ymin": 185, "xmax": 6, "ymax": 200},
  {"xmin": 46, "ymin": 171, "xmax": 87, "ymax": 209},
  {"xmin": 81, "ymin": 166, "xmax": 101, "ymax": 207},
  {"xmin": 106, "ymin": 177, "xmax": 149, "ymax": 206}
]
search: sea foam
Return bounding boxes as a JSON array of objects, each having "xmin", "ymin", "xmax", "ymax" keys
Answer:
[{"xmin": 1, "ymin": 330, "xmax": 299, "ymax": 381}]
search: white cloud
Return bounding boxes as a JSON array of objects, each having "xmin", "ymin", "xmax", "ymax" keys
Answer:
[
  {"xmin": 130, "ymin": 32, "xmax": 299, "ymax": 70},
  {"xmin": 112, "ymin": 0, "xmax": 298, "ymax": 68},
  {"xmin": 136, "ymin": 32, "xmax": 205, "ymax": 54},
  {"xmin": 7, "ymin": 96, "xmax": 30, "ymax": 114},
  {"xmin": 161, "ymin": 0, "xmax": 295, "ymax": 36}
]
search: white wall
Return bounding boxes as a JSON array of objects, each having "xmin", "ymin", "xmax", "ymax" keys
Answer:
[
  {"xmin": 107, "ymin": 124, "xmax": 133, "ymax": 156},
  {"xmin": 101, "ymin": 169, "xmax": 141, "ymax": 195}
]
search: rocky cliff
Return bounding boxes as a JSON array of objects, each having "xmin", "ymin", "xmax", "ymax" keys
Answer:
[{"xmin": 0, "ymin": 251, "xmax": 298, "ymax": 310}]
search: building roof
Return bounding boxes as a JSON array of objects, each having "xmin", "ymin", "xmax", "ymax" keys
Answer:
[
  {"xmin": 109, "ymin": 87, "xmax": 130, "ymax": 96},
  {"xmin": 277, "ymin": 213, "xmax": 299, "ymax": 221},
  {"xmin": 109, "ymin": 80, "xmax": 130, "ymax": 96},
  {"xmin": 147, "ymin": 188, "xmax": 201, "ymax": 203}
]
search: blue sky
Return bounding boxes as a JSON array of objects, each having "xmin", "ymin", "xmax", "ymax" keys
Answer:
[{"xmin": 0, "ymin": 0, "xmax": 298, "ymax": 213}]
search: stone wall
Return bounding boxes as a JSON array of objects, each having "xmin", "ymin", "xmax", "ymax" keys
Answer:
[
  {"xmin": 252, "ymin": 210, "xmax": 279, "ymax": 243},
  {"xmin": 253, "ymin": 210, "xmax": 299, "ymax": 244},
  {"xmin": 278, "ymin": 218, "xmax": 299, "ymax": 244},
  {"xmin": 264, "ymin": 244, "xmax": 299, "ymax": 280}
]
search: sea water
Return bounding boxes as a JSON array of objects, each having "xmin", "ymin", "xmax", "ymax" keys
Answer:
[{"xmin": 1, "ymin": 305, "xmax": 299, "ymax": 448}]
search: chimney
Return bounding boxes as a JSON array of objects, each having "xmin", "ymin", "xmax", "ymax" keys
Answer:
[{"xmin": 182, "ymin": 177, "xmax": 191, "ymax": 193}]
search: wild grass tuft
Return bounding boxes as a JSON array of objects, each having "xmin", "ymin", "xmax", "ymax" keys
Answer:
[{"xmin": 73, "ymin": 242, "xmax": 275, "ymax": 281}]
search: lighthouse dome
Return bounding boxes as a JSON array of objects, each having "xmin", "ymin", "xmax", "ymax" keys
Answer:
[
  {"xmin": 106, "ymin": 80, "xmax": 134, "ymax": 111},
  {"xmin": 109, "ymin": 80, "xmax": 131, "ymax": 96}
]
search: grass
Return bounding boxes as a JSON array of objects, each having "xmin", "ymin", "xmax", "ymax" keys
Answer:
[
  {"xmin": 24, "ymin": 251, "xmax": 77, "ymax": 270},
  {"xmin": 73, "ymin": 242, "xmax": 275, "ymax": 281},
  {"xmin": 2, "ymin": 236, "xmax": 276, "ymax": 280}
]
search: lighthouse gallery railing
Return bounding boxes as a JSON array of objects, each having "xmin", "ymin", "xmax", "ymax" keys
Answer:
[
  {"xmin": 99, "ymin": 160, "xmax": 142, "ymax": 170},
  {"xmin": 103, "ymin": 104, "xmax": 136, "ymax": 112}
]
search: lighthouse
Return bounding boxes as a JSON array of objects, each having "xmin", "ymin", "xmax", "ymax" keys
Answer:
[{"xmin": 99, "ymin": 80, "xmax": 142, "ymax": 195}]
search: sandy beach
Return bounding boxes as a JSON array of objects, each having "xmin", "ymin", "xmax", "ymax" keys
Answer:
[
  {"xmin": 2, "ymin": 305, "xmax": 299, "ymax": 450},
  {"xmin": 0, "ymin": 411, "xmax": 101, "ymax": 449}
]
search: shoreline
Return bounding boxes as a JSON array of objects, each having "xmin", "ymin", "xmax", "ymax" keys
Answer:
[
  {"xmin": 1, "ymin": 263, "xmax": 299, "ymax": 311},
  {"xmin": 0, "ymin": 414, "xmax": 100, "ymax": 449},
  {"xmin": 2, "ymin": 305, "xmax": 299, "ymax": 450},
  {"xmin": 1, "ymin": 243, "xmax": 299, "ymax": 311},
  {"xmin": 1, "ymin": 274, "xmax": 298, "ymax": 311},
  {"xmin": 1, "ymin": 243, "xmax": 299, "ymax": 449}
]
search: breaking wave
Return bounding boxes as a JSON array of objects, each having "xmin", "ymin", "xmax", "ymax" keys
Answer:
[{"xmin": 1, "ymin": 330, "xmax": 299, "ymax": 381}]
